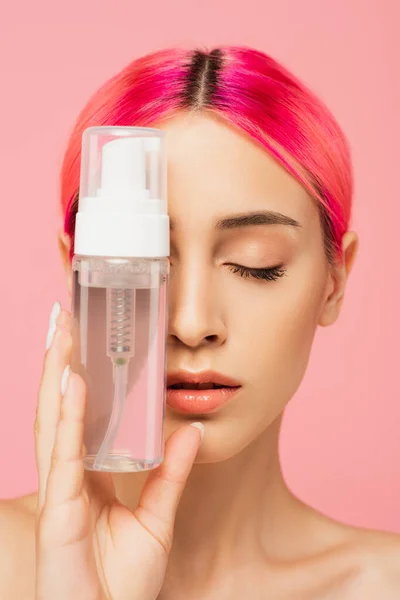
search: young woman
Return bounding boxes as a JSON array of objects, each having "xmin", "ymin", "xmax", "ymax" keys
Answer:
[{"xmin": 1, "ymin": 46, "xmax": 399, "ymax": 600}]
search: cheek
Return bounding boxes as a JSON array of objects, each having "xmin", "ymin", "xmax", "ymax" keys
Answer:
[{"xmin": 229, "ymin": 268, "xmax": 326, "ymax": 399}]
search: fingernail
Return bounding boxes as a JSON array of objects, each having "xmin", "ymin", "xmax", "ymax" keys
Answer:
[
  {"xmin": 46, "ymin": 301, "xmax": 61, "ymax": 350},
  {"xmin": 190, "ymin": 422, "xmax": 204, "ymax": 443},
  {"xmin": 61, "ymin": 365, "xmax": 71, "ymax": 396}
]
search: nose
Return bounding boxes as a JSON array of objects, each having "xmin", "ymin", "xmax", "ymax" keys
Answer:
[{"xmin": 168, "ymin": 261, "xmax": 227, "ymax": 349}]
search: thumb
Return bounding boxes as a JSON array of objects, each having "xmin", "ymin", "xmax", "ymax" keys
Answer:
[{"xmin": 134, "ymin": 422, "xmax": 204, "ymax": 552}]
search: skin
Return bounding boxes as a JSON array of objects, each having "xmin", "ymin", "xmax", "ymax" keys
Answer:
[{"xmin": 1, "ymin": 112, "xmax": 400, "ymax": 599}]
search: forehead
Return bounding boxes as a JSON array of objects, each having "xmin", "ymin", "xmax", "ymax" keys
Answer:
[{"xmin": 159, "ymin": 112, "xmax": 318, "ymax": 227}]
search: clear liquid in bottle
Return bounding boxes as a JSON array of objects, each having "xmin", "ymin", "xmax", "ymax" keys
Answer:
[{"xmin": 70, "ymin": 255, "xmax": 169, "ymax": 472}]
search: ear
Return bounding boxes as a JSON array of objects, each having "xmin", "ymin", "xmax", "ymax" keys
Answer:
[
  {"xmin": 57, "ymin": 228, "xmax": 72, "ymax": 295},
  {"xmin": 318, "ymin": 231, "xmax": 359, "ymax": 327}
]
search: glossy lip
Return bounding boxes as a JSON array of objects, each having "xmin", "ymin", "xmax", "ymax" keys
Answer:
[
  {"xmin": 167, "ymin": 370, "xmax": 242, "ymax": 388},
  {"xmin": 166, "ymin": 370, "xmax": 242, "ymax": 415}
]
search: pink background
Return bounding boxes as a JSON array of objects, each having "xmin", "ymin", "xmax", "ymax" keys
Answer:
[{"xmin": 0, "ymin": 0, "xmax": 399, "ymax": 532}]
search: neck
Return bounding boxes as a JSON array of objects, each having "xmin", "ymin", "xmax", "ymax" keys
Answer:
[{"xmin": 113, "ymin": 414, "xmax": 311, "ymax": 591}]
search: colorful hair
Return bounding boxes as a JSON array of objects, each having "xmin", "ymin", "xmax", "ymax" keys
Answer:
[{"xmin": 61, "ymin": 46, "xmax": 353, "ymax": 263}]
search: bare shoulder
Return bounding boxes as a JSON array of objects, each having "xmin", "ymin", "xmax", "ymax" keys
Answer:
[
  {"xmin": 355, "ymin": 528, "xmax": 400, "ymax": 593},
  {"xmin": 0, "ymin": 493, "xmax": 37, "ymax": 600},
  {"xmin": 337, "ymin": 526, "xmax": 400, "ymax": 599},
  {"xmin": 299, "ymin": 506, "xmax": 400, "ymax": 599}
]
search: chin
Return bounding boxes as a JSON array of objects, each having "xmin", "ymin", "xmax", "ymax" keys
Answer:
[
  {"xmin": 193, "ymin": 443, "xmax": 242, "ymax": 465},
  {"xmin": 167, "ymin": 414, "xmax": 256, "ymax": 464}
]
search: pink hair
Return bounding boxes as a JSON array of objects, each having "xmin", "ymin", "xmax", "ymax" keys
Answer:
[{"xmin": 61, "ymin": 46, "xmax": 353, "ymax": 262}]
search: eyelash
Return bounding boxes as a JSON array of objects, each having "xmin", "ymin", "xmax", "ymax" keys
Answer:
[{"xmin": 227, "ymin": 264, "xmax": 287, "ymax": 282}]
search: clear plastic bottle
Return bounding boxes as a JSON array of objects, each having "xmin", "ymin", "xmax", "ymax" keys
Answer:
[{"xmin": 70, "ymin": 126, "xmax": 169, "ymax": 473}]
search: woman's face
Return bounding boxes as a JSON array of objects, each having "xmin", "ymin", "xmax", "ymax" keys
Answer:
[
  {"xmin": 61, "ymin": 112, "xmax": 354, "ymax": 464},
  {"xmin": 161, "ymin": 113, "xmax": 340, "ymax": 462}
]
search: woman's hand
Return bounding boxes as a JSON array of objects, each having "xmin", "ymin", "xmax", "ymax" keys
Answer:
[{"xmin": 34, "ymin": 302, "xmax": 203, "ymax": 600}]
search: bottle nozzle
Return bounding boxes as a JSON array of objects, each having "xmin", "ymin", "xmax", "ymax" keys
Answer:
[{"xmin": 100, "ymin": 137, "xmax": 146, "ymax": 195}]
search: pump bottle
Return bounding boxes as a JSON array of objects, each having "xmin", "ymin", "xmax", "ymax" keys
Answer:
[{"xmin": 69, "ymin": 126, "xmax": 169, "ymax": 472}]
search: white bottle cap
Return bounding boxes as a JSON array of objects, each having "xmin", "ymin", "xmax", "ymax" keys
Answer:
[{"xmin": 74, "ymin": 126, "xmax": 169, "ymax": 258}]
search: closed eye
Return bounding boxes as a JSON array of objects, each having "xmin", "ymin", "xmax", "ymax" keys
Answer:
[{"xmin": 226, "ymin": 264, "xmax": 287, "ymax": 282}]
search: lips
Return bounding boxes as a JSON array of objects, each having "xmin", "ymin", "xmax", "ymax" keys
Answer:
[
  {"xmin": 167, "ymin": 370, "xmax": 241, "ymax": 389},
  {"xmin": 166, "ymin": 370, "xmax": 242, "ymax": 415},
  {"xmin": 170, "ymin": 382, "xmax": 226, "ymax": 390}
]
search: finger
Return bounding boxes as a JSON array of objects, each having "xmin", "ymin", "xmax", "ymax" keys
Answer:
[
  {"xmin": 35, "ymin": 306, "xmax": 72, "ymax": 514},
  {"xmin": 135, "ymin": 423, "xmax": 203, "ymax": 548},
  {"xmin": 44, "ymin": 368, "xmax": 87, "ymax": 508}
]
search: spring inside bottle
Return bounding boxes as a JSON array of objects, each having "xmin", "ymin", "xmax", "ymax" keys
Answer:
[{"xmin": 107, "ymin": 287, "xmax": 135, "ymax": 358}]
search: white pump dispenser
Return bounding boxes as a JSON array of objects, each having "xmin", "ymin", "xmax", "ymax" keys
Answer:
[{"xmin": 74, "ymin": 127, "xmax": 169, "ymax": 258}]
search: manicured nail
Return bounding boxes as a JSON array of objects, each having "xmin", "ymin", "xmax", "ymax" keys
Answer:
[
  {"xmin": 61, "ymin": 365, "xmax": 71, "ymax": 396},
  {"xmin": 190, "ymin": 422, "xmax": 204, "ymax": 443},
  {"xmin": 46, "ymin": 301, "xmax": 61, "ymax": 350}
]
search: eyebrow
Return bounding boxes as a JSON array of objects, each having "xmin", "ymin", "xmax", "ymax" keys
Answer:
[{"xmin": 169, "ymin": 210, "xmax": 302, "ymax": 231}]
